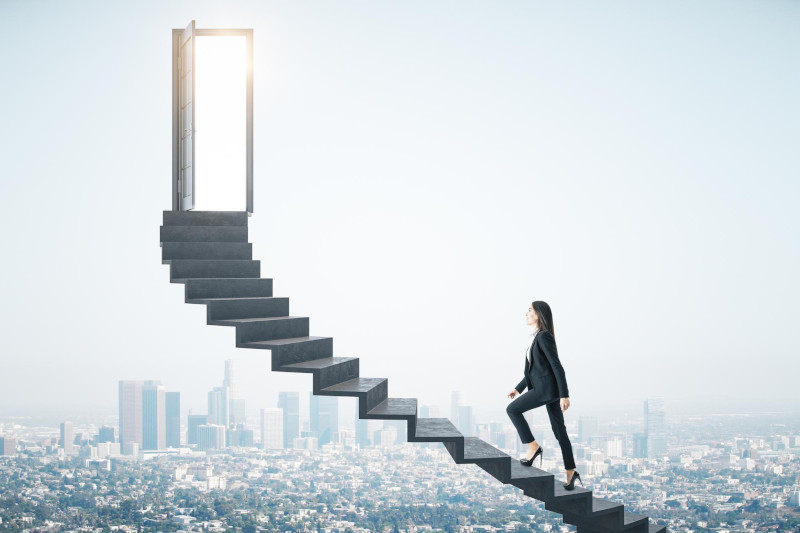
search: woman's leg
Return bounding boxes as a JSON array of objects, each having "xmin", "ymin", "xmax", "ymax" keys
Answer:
[
  {"xmin": 506, "ymin": 391, "xmax": 548, "ymax": 446},
  {"xmin": 545, "ymin": 399, "xmax": 576, "ymax": 474}
]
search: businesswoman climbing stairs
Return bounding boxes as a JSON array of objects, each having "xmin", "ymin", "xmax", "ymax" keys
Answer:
[{"xmin": 506, "ymin": 301, "xmax": 582, "ymax": 490}]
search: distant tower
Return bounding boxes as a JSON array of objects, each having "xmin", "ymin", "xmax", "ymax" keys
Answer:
[
  {"xmin": 355, "ymin": 402, "xmax": 369, "ymax": 448},
  {"xmin": 260, "ymin": 408, "xmax": 284, "ymax": 449},
  {"xmin": 98, "ymin": 426, "xmax": 115, "ymax": 444},
  {"xmin": 165, "ymin": 392, "xmax": 181, "ymax": 448},
  {"xmin": 578, "ymin": 416, "xmax": 599, "ymax": 443},
  {"xmin": 142, "ymin": 381, "xmax": 166, "ymax": 450},
  {"xmin": 118, "ymin": 381, "xmax": 143, "ymax": 451},
  {"xmin": 451, "ymin": 391, "xmax": 463, "ymax": 429},
  {"xmin": 224, "ymin": 359, "xmax": 246, "ymax": 427},
  {"xmin": 644, "ymin": 397, "xmax": 667, "ymax": 458},
  {"xmin": 457, "ymin": 405, "xmax": 473, "ymax": 437},
  {"xmin": 208, "ymin": 386, "xmax": 230, "ymax": 428},
  {"xmin": 60, "ymin": 421, "xmax": 74, "ymax": 455},
  {"xmin": 310, "ymin": 393, "xmax": 338, "ymax": 446},
  {"xmin": 277, "ymin": 392, "xmax": 299, "ymax": 448},
  {"xmin": 197, "ymin": 424, "xmax": 226, "ymax": 451},
  {"xmin": 223, "ymin": 359, "xmax": 239, "ymax": 399},
  {"xmin": 187, "ymin": 414, "xmax": 209, "ymax": 445}
]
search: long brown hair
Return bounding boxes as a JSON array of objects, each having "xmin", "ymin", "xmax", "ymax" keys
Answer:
[{"xmin": 532, "ymin": 301, "xmax": 555, "ymax": 340}]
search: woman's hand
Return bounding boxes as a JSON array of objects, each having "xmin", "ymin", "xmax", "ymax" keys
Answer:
[
  {"xmin": 508, "ymin": 389, "xmax": 519, "ymax": 399},
  {"xmin": 560, "ymin": 397, "xmax": 570, "ymax": 411}
]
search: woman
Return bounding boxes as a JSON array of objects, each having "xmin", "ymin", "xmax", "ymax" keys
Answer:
[{"xmin": 506, "ymin": 301, "xmax": 582, "ymax": 490}]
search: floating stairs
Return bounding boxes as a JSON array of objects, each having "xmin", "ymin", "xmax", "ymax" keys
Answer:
[{"xmin": 160, "ymin": 210, "xmax": 667, "ymax": 533}]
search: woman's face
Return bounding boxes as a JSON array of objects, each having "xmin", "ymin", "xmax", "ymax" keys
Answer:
[{"xmin": 526, "ymin": 304, "xmax": 538, "ymax": 328}]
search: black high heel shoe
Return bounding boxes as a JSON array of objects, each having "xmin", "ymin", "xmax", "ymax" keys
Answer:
[
  {"xmin": 520, "ymin": 445, "xmax": 543, "ymax": 467},
  {"xmin": 563, "ymin": 470, "xmax": 583, "ymax": 490}
]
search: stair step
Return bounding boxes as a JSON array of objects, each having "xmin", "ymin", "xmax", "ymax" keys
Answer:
[
  {"xmin": 239, "ymin": 336, "xmax": 334, "ymax": 368},
  {"xmin": 526, "ymin": 482, "xmax": 591, "ymax": 513},
  {"xmin": 507, "ymin": 462, "xmax": 554, "ymax": 488},
  {"xmin": 648, "ymin": 523, "xmax": 667, "ymax": 533},
  {"xmin": 184, "ymin": 278, "xmax": 272, "ymax": 300},
  {"xmin": 194, "ymin": 297, "xmax": 289, "ymax": 321},
  {"xmin": 162, "ymin": 242, "xmax": 252, "ymax": 261},
  {"xmin": 319, "ymin": 377, "xmax": 388, "ymax": 413},
  {"xmin": 555, "ymin": 496, "xmax": 624, "ymax": 529},
  {"xmin": 213, "ymin": 316, "xmax": 309, "ymax": 345},
  {"xmin": 170, "ymin": 259, "xmax": 260, "ymax": 282},
  {"xmin": 160, "ymin": 225, "xmax": 248, "ymax": 243},
  {"xmin": 163, "ymin": 211, "xmax": 248, "ymax": 226},
  {"xmin": 364, "ymin": 398, "xmax": 417, "ymax": 420},
  {"xmin": 410, "ymin": 418, "xmax": 462, "ymax": 443},
  {"xmin": 280, "ymin": 357, "xmax": 360, "ymax": 390}
]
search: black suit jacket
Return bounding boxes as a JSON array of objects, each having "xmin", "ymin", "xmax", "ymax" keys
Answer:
[{"xmin": 515, "ymin": 330, "xmax": 570, "ymax": 400}]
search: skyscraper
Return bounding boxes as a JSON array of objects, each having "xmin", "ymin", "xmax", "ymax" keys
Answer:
[
  {"xmin": 165, "ymin": 392, "xmax": 181, "ymax": 448},
  {"xmin": 579, "ymin": 416, "xmax": 599, "ymax": 443},
  {"xmin": 457, "ymin": 405, "xmax": 473, "ymax": 437},
  {"xmin": 230, "ymin": 398, "xmax": 246, "ymax": 427},
  {"xmin": 278, "ymin": 392, "xmax": 299, "ymax": 448},
  {"xmin": 645, "ymin": 397, "xmax": 667, "ymax": 458},
  {"xmin": 187, "ymin": 414, "xmax": 209, "ymax": 445},
  {"xmin": 118, "ymin": 380, "xmax": 143, "ymax": 451},
  {"xmin": 98, "ymin": 426, "xmax": 115, "ymax": 444},
  {"xmin": 310, "ymin": 393, "xmax": 338, "ymax": 446},
  {"xmin": 142, "ymin": 380, "xmax": 166, "ymax": 450},
  {"xmin": 223, "ymin": 359, "xmax": 239, "ymax": 399},
  {"xmin": 60, "ymin": 421, "xmax": 74, "ymax": 455},
  {"xmin": 260, "ymin": 408, "xmax": 284, "ymax": 449},
  {"xmin": 0, "ymin": 437, "xmax": 17, "ymax": 456},
  {"xmin": 208, "ymin": 386, "xmax": 229, "ymax": 428},
  {"xmin": 451, "ymin": 391, "xmax": 463, "ymax": 429},
  {"xmin": 197, "ymin": 424, "xmax": 226, "ymax": 451},
  {"xmin": 355, "ymin": 402, "xmax": 369, "ymax": 448}
]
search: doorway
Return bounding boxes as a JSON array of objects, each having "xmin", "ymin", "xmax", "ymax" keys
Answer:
[{"xmin": 172, "ymin": 21, "xmax": 254, "ymax": 213}]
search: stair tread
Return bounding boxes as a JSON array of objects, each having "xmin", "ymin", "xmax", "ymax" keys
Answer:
[
  {"xmin": 281, "ymin": 357, "xmax": 357, "ymax": 370},
  {"xmin": 216, "ymin": 316, "xmax": 303, "ymax": 324},
  {"xmin": 463, "ymin": 437, "xmax": 509, "ymax": 461},
  {"xmin": 648, "ymin": 523, "xmax": 667, "ymax": 533},
  {"xmin": 321, "ymin": 377, "xmax": 386, "ymax": 393},
  {"xmin": 188, "ymin": 296, "xmax": 284, "ymax": 303},
  {"xmin": 589, "ymin": 496, "xmax": 624, "ymax": 515},
  {"xmin": 366, "ymin": 398, "xmax": 417, "ymax": 417},
  {"xmin": 510, "ymin": 462, "xmax": 553, "ymax": 482},
  {"xmin": 552, "ymin": 482, "xmax": 591, "ymax": 500},
  {"xmin": 414, "ymin": 418, "xmax": 462, "ymax": 440},
  {"xmin": 241, "ymin": 336, "xmax": 331, "ymax": 349},
  {"xmin": 623, "ymin": 511, "xmax": 649, "ymax": 526}
]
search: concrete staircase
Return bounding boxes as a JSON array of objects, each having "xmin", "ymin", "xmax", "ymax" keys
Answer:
[{"xmin": 160, "ymin": 210, "xmax": 668, "ymax": 533}]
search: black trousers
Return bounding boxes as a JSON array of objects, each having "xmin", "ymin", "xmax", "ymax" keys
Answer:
[{"xmin": 506, "ymin": 390, "xmax": 576, "ymax": 471}]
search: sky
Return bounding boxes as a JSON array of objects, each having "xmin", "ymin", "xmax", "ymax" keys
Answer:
[{"xmin": 0, "ymin": 0, "xmax": 798, "ymax": 431}]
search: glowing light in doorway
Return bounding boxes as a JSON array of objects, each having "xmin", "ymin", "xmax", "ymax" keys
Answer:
[{"xmin": 194, "ymin": 36, "xmax": 247, "ymax": 211}]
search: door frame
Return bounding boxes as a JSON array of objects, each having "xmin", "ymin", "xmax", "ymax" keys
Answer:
[{"xmin": 172, "ymin": 24, "xmax": 254, "ymax": 213}]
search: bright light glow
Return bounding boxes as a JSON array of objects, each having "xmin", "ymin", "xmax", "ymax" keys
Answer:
[{"xmin": 194, "ymin": 36, "xmax": 247, "ymax": 211}]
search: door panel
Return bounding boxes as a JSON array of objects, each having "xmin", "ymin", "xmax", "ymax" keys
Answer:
[{"xmin": 179, "ymin": 20, "xmax": 195, "ymax": 210}]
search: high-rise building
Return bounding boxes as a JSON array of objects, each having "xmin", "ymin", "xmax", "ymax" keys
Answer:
[
  {"xmin": 230, "ymin": 398, "xmax": 246, "ymax": 427},
  {"xmin": 451, "ymin": 391, "xmax": 463, "ymax": 429},
  {"xmin": 578, "ymin": 416, "xmax": 599, "ymax": 443},
  {"xmin": 98, "ymin": 426, "xmax": 115, "ymax": 444},
  {"xmin": 142, "ymin": 381, "xmax": 166, "ymax": 450},
  {"xmin": 119, "ymin": 381, "xmax": 143, "ymax": 451},
  {"xmin": 355, "ymin": 403, "xmax": 369, "ymax": 448},
  {"xmin": 197, "ymin": 424, "xmax": 226, "ymax": 451},
  {"xmin": 260, "ymin": 408, "xmax": 284, "ymax": 449},
  {"xmin": 227, "ymin": 424, "xmax": 254, "ymax": 447},
  {"xmin": 645, "ymin": 397, "xmax": 667, "ymax": 458},
  {"xmin": 165, "ymin": 392, "xmax": 180, "ymax": 448},
  {"xmin": 60, "ymin": 421, "xmax": 74, "ymax": 455},
  {"xmin": 310, "ymin": 393, "xmax": 338, "ymax": 446},
  {"xmin": 208, "ymin": 386, "xmax": 229, "ymax": 428},
  {"xmin": 223, "ymin": 359, "xmax": 239, "ymax": 399},
  {"xmin": 278, "ymin": 392, "xmax": 299, "ymax": 448},
  {"xmin": 633, "ymin": 432, "xmax": 647, "ymax": 458},
  {"xmin": 0, "ymin": 437, "xmax": 17, "ymax": 456},
  {"xmin": 457, "ymin": 405, "xmax": 473, "ymax": 437},
  {"xmin": 187, "ymin": 414, "xmax": 209, "ymax": 445}
]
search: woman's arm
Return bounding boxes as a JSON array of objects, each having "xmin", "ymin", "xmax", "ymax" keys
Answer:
[
  {"xmin": 539, "ymin": 331, "xmax": 569, "ymax": 398},
  {"xmin": 515, "ymin": 378, "xmax": 527, "ymax": 394}
]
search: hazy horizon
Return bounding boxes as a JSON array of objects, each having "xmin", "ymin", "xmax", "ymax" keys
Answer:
[{"xmin": 1, "ymin": 1, "xmax": 798, "ymax": 431}]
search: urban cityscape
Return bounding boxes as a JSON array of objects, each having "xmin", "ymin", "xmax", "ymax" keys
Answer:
[{"xmin": 0, "ymin": 360, "xmax": 798, "ymax": 532}]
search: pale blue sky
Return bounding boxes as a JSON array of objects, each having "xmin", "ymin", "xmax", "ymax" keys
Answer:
[{"xmin": 0, "ymin": 1, "xmax": 798, "ymax": 428}]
